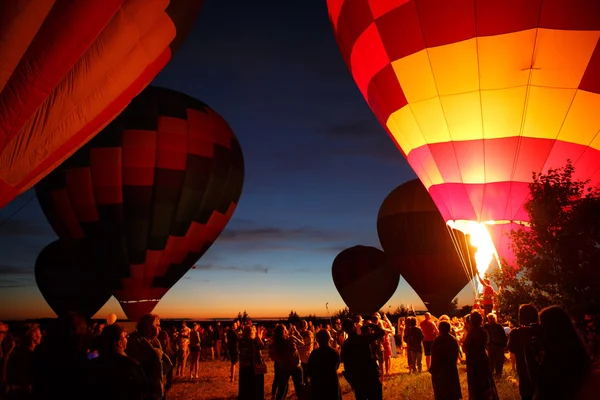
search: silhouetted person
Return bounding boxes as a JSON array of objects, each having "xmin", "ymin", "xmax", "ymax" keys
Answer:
[
  {"xmin": 508, "ymin": 304, "xmax": 542, "ymax": 400},
  {"xmin": 126, "ymin": 314, "xmax": 172, "ymax": 400},
  {"xmin": 535, "ymin": 306, "xmax": 590, "ymax": 400},
  {"xmin": 87, "ymin": 324, "xmax": 147, "ymax": 400},
  {"xmin": 341, "ymin": 318, "xmax": 384, "ymax": 400},
  {"xmin": 430, "ymin": 321, "xmax": 462, "ymax": 400},
  {"xmin": 31, "ymin": 312, "xmax": 89, "ymax": 400},
  {"xmin": 463, "ymin": 311, "xmax": 498, "ymax": 400},
  {"xmin": 307, "ymin": 329, "xmax": 342, "ymax": 400},
  {"xmin": 484, "ymin": 313, "xmax": 507, "ymax": 378}
]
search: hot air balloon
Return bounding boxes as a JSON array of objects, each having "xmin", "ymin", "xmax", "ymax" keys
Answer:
[
  {"xmin": 332, "ymin": 245, "xmax": 400, "ymax": 315},
  {"xmin": 35, "ymin": 240, "xmax": 113, "ymax": 319},
  {"xmin": 35, "ymin": 86, "xmax": 245, "ymax": 321},
  {"xmin": 378, "ymin": 179, "xmax": 477, "ymax": 316},
  {"xmin": 0, "ymin": 0, "xmax": 204, "ymax": 209},
  {"xmin": 327, "ymin": 0, "xmax": 600, "ymax": 270}
]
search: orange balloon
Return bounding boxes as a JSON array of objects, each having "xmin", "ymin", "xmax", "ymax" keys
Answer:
[{"xmin": 0, "ymin": 0, "xmax": 203, "ymax": 209}]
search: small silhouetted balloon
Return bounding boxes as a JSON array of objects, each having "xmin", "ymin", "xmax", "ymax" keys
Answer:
[
  {"xmin": 35, "ymin": 240, "xmax": 113, "ymax": 319},
  {"xmin": 332, "ymin": 245, "xmax": 400, "ymax": 315}
]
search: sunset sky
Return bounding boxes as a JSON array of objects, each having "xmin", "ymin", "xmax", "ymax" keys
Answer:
[{"xmin": 0, "ymin": 0, "xmax": 475, "ymax": 321}]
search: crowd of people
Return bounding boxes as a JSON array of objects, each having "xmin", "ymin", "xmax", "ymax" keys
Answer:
[{"xmin": 0, "ymin": 303, "xmax": 598, "ymax": 399}]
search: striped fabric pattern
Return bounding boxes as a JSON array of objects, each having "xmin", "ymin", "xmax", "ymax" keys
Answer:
[
  {"xmin": 328, "ymin": 0, "xmax": 600, "ymax": 261},
  {"xmin": 35, "ymin": 86, "xmax": 244, "ymax": 321},
  {"xmin": 0, "ymin": 0, "xmax": 204, "ymax": 209}
]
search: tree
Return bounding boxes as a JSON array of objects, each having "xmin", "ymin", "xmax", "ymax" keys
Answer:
[
  {"xmin": 288, "ymin": 310, "xmax": 300, "ymax": 325},
  {"xmin": 390, "ymin": 304, "xmax": 408, "ymax": 317},
  {"xmin": 304, "ymin": 313, "xmax": 318, "ymax": 324},
  {"xmin": 492, "ymin": 161, "xmax": 600, "ymax": 320},
  {"xmin": 332, "ymin": 307, "xmax": 353, "ymax": 320},
  {"xmin": 236, "ymin": 310, "xmax": 250, "ymax": 325},
  {"xmin": 447, "ymin": 298, "xmax": 459, "ymax": 317},
  {"xmin": 458, "ymin": 305, "xmax": 473, "ymax": 318}
]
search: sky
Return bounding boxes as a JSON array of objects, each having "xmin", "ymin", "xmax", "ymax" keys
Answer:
[{"xmin": 0, "ymin": 0, "xmax": 475, "ymax": 321}]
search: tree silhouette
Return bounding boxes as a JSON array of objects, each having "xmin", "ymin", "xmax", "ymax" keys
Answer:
[{"xmin": 492, "ymin": 160, "xmax": 600, "ymax": 320}]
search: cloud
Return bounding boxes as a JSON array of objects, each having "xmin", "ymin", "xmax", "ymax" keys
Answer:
[
  {"xmin": 265, "ymin": 118, "xmax": 406, "ymax": 174},
  {"xmin": 327, "ymin": 119, "xmax": 383, "ymax": 138},
  {"xmin": 220, "ymin": 225, "xmax": 351, "ymax": 244},
  {"xmin": 0, "ymin": 264, "xmax": 35, "ymax": 288},
  {"xmin": 183, "ymin": 276, "xmax": 211, "ymax": 283},
  {"xmin": 0, "ymin": 217, "xmax": 55, "ymax": 238},
  {"xmin": 324, "ymin": 119, "xmax": 406, "ymax": 164},
  {"xmin": 193, "ymin": 264, "xmax": 270, "ymax": 274}
]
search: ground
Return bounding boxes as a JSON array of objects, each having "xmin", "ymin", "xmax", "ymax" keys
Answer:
[{"xmin": 167, "ymin": 353, "xmax": 521, "ymax": 399}]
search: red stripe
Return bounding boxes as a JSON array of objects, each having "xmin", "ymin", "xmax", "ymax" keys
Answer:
[
  {"xmin": 65, "ymin": 167, "xmax": 99, "ymax": 223},
  {"xmin": 90, "ymin": 148, "xmax": 123, "ymax": 204},
  {"xmin": 408, "ymin": 137, "xmax": 600, "ymax": 223},
  {"xmin": 580, "ymin": 42, "xmax": 600, "ymax": 94},
  {"xmin": 350, "ymin": 23, "xmax": 389, "ymax": 98},
  {"xmin": 416, "ymin": 0, "xmax": 476, "ymax": 48},
  {"xmin": 0, "ymin": 0, "xmax": 124, "ymax": 146},
  {"xmin": 158, "ymin": 236, "xmax": 185, "ymax": 277},
  {"xmin": 330, "ymin": 0, "xmax": 600, "ymax": 86},
  {"xmin": 5, "ymin": 48, "xmax": 171, "ymax": 207},
  {"xmin": 367, "ymin": 64, "xmax": 407, "ymax": 132},
  {"xmin": 327, "ymin": 0, "xmax": 346, "ymax": 31},
  {"xmin": 540, "ymin": 0, "xmax": 600, "ymax": 31},
  {"xmin": 409, "ymin": 137, "xmax": 600, "ymax": 191},
  {"xmin": 156, "ymin": 116, "xmax": 188, "ymax": 170},
  {"xmin": 122, "ymin": 129, "xmax": 157, "ymax": 186},
  {"xmin": 428, "ymin": 181, "xmax": 531, "ymax": 224},
  {"xmin": 375, "ymin": 1, "xmax": 423, "ymax": 62},
  {"xmin": 206, "ymin": 109, "xmax": 234, "ymax": 149},
  {"xmin": 336, "ymin": 0, "xmax": 373, "ymax": 66},
  {"xmin": 476, "ymin": 0, "xmax": 542, "ymax": 37},
  {"xmin": 187, "ymin": 110, "xmax": 215, "ymax": 157},
  {"xmin": 368, "ymin": 0, "xmax": 410, "ymax": 20},
  {"xmin": 50, "ymin": 189, "xmax": 84, "ymax": 240}
]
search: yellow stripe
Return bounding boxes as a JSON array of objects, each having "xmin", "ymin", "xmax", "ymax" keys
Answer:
[{"xmin": 385, "ymin": 28, "xmax": 600, "ymax": 156}]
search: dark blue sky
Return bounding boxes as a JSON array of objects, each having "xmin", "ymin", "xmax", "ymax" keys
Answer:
[{"xmin": 0, "ymin": 0, "xmax": 473, "ymax": 319}]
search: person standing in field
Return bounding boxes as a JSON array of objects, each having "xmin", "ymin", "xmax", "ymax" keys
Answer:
[{"xmin": 420, "ymin": 312, "xmax": 439, "ymax": 371}]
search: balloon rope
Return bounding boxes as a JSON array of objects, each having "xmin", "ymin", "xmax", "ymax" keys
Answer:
[
  {"xmin": 446, "ymin": 225, "xmax": 478, "ymax": 297},
  {"xmin": 0, "ymin": 193, "xmax": 37, "ymax": 230}
]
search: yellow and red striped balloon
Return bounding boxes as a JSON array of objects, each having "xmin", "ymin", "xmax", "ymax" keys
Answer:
[{"xmin": 327, "ymin": 0, "xmax": 600, "ymax": 262}]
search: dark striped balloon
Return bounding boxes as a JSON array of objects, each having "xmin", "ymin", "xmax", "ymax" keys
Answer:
[
  {"xmin": 35, "ymin": 86, "xmax": 244, "ymax": 321},
  {"xmin": 378, "ymin": 179, "xmax": 475, "ymax": 317},
  {"xmin": 35, "ymin": 240, "xmax": 113, "ymax": 319},
  {"xmin": 332, "ymin": 245, "xmax": 400, "ymax": 315}
]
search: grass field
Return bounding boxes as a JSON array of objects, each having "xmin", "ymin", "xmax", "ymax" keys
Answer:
[{"xmin": 167, "ymin": 353, "xmax": 521, "ymax": 400}]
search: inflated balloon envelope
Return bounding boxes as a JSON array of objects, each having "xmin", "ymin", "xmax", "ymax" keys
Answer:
[
  {"xmin": 378, "ymin": 179, "xmax": 477, "ymax": 317},
  {"xmin": 327, "ymin": 0, "xmax": 600, "ymax": 267},
  {"xmin": 35, "ymin": 86, "xmax": 245, "ymax": 321},
  {"xmin": 0, "ymin": 0, "xmax": 205, "ymax": 209},
  {"xmin": 35, "ymin": 240, "xmax": 114, "ymax": 320},
  {"xmin": 332, "ymin": 245, "xmax": 400, "ymax": 315}
]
